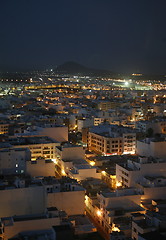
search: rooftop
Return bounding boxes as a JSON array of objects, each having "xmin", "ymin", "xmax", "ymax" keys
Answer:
[
  {"xmin": 89, "ymin": 124, "xmax": 136, "ymax": 138},
  {"xmin": 7, "ymin": 136, "xmax": 59, "ymax": 145},
  {"xmin": 139, "ymin": 231, "xmax": 166, "ymax": 240}
]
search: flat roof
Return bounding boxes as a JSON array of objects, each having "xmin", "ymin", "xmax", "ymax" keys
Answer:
[{"xmin": 7, "ymin": 136, "xmax": 59, "ymax": 145}]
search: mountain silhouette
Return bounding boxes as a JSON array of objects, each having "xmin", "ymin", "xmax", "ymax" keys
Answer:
[{"xmin": 54, "ymin": 61, "xmax": 114, "ymax": 76}]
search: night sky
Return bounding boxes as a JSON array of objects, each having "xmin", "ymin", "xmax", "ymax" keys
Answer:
[{"xmin": 0, "ymin": 0, "xmax": 166, "ymax": 74}]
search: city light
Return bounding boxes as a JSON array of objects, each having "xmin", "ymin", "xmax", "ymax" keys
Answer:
[
  {"xmin": 89, "ymin": 161, "xmax": 95, "ymax": 166},
  {"xmin": 1, "ymin": 2, "xmax": 166, "ymax": 238},
  {"xmin": 85, "ymin": 195, "xmax": 89, "ymax": 201},
  {"xmin": 52, "ymin": 159, "xmax": 58, "ymax": 164},
  {"xmin": 101, "ymin": 171, "xmax": 106, "ymax": 176},
  {"xmin": 112, "ymin": 224, "xmax": 120, "ymax": 232},
  {"xmin": 116, "ymin": 181, "xmax": 122, "ymax": 187},
  {"xmin": 61, "ymin": 169, "xmax": 66, "ymax": 176},
  {"xmin": 96, "ymin": 209, "xmax": 102, "ymax": 217}
]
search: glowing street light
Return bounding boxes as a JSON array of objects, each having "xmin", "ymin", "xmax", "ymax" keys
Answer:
[
  {"xmin": 96, "ymin": 209, "xmax": 102, "ymax": 217},
  {"xmin": 90, "ymin": 161, "xmax": 95, "ymax": 166},
  {"xmin": 52, "ymin": 158, "xmax": 58, "ymax": 164},
  {"xmin": 112, "ymin": 223, "xmax": 120, "ymax": 232},
  {"xmin": 101, "ymin": 170, "xmax": 106, "ymax": 176},
  {"xmin": 116, "ymin": 181, "xmax": 122, "ymax": 187},
  {"xmin": 61, "ymin": 169, "xmax": 66, "ymax": 176}
]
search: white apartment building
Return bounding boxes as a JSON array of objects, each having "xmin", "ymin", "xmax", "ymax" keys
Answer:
[
  {"xmin": 77, "ymin": 118, "xmax": 94, "ymax": 132},
  {"xmin": 43, "ymin": 177, "xmax": 85, "ymax": 216},
  {"xmin": 0, "ymin": 147, "xmax": 31, "ymax": 175},
  {"xmin": 55, "ymin": 144, "xmax": 86, "ymax": 176},
  {"xmin": 116, "ymin": 156, "xmax": 166, "ymax": 188},
  {"xmin": 88, "ymin": 124, "xmax": 136, "ymax": 155},
  {"xmin": 18, "ymin": 124, "xmax": 68, "ymax": 143},
  {"xmin": 69, "ymin": 164, "xmax": 101, "ymax": 181},
  {"xmin": 36, "ymin": 124, "xmax": 68, "ymax": 142},
  {"xmin": 0, "ymin": 210, "xmax": 60, "ymax": 240},
  {"xmin": 26, "ymin": 158, "xmax": 55, "ymax": 177},
  {"xmin": 85, "ymin": 188, "xmax": 144, "ymax": 236},
  {"xmin": 0, "ymin": 179, "xmax": 46, "ymax": 217},
  {"xmin": 132, "ymin": 211, "xmax": 166, "ymax": 240},
  {"xmin": 136, "ymin": 119, "xmax": 166, "ymax": 134},
  {"xmin": 137, "ymin": 176, "xmax": 166, "ymax": 200},
  {"xmin": 56, "ymin": 144, "xmax": 85, "ymax": 161},
  {"xmin": 7, "ymin": 136, "xmax": 60, "ymax": 160},
  {"xmin": 136, "ymin": 138, "xmax": 166, "ymax": 158}
]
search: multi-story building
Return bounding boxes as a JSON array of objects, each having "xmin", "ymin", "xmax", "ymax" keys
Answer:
[
  {"xmin": 6, "ymin": 136, "xmax": 60, "ymax": 160},
  {"xmin": 43, "ymin": 177, "xmax": 85, "ymax": 216},
  {"xmin": 136, "ymin": 137, "xmax": 166, "ymax": 158},
  {"xmin": 19, "ymin": 124, "xmax": 68, "ymax": 143},
  {"xmin": 0, "ymin": 210, "xmax": 61, "ymax": 240},
  {"xmin": 97, "ymin": 100, "xmax": 127, "ymax": 111},
  {"xmin": 0, "ymin": 177, "xmax": 46, "ymax": 217},
  {"xmin": 0, "ymin": 147, "xmax": 31, "ymax": 175},
  {"xmin": 69, "ymin": 164, "xmax": 101, "ymax": 181},
  {"xmin": 56, "ymin": 144, "xmax": 85, "ymax": 162},
  {"xmin": 26, "ymin": 158, "xmax": 55, "ymax": 177},
  {"xmin": 136, "ymin": 119, "xmax": 166, "ymax": 134},
  {"xmin": 54, "ymin": 144, "xmax": 86, "ymax": 175},
  {"xmin": 85, "ymin": 188, "xmax": 144, "ymax": 236},
  {"xmin": 0, "ymin": 123, "xmax": 9, "ymax": 135},
  {"xmin": 94, "ymin": 117, "xmax": 105, "ymax": 126},
  {"xmin": 88, "ymin": 124, "xmax": 136, "ymax": 155},
  {"xmin": 116, "ymin": 156, "xmax": 166, "ymax": 188},
  {"xmin": 77, "ymin": 118, "xmax": 94, "ymax": 132},
  {"xmin": 132, "ymin": 210, "xmax": 166, "ymax": 240}
]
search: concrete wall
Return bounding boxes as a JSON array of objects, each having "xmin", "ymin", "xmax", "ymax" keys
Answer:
[
  {"xmin": 136, "ymin": 140, "xmax": 166, "ymax": 158},
  {"xmin": 26, "ymin": 159, "xmax": 55, "ymax": 177},
  {"xmin": 4, "ymin": 217, "xmax": 60, "ymax": 240},
  {"xmin": 47, "ymin": 190, "xmax": 85, "ymax": 215},
  {"xmin": 116, "ymin": 162, "xmax": 166, "ymax": 188},
  {"xmin": 77, "ymin": 119, "xmax": 94, "ymax": 132},
  {"xmin": 143, "ymin": 186, "xmax": 166, "ymax": 200},
  {"xmin": 150, "ymin": 141, "xmax": 166, "ymax": 158},
  {"xmin": 0, "ymin": 186, "xmax": 46, "ymax": 217},
  {"xmin": 39, "ymin": 126, "xmax": 68, "ymax": 142},
  {"xmin": 69, "ymin": 167, "xmax": 101, "ymax": 181},
  {"xmin": 0, "ymin": 148, "xmax": 31, "ymax": 175},
  {"xmin": 61, "ymin": 146, "xmax": 85, "ymax": 161},
  {"xmin": 99, "ymin": 194, "xmax": 141, "ymax": 209}
]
